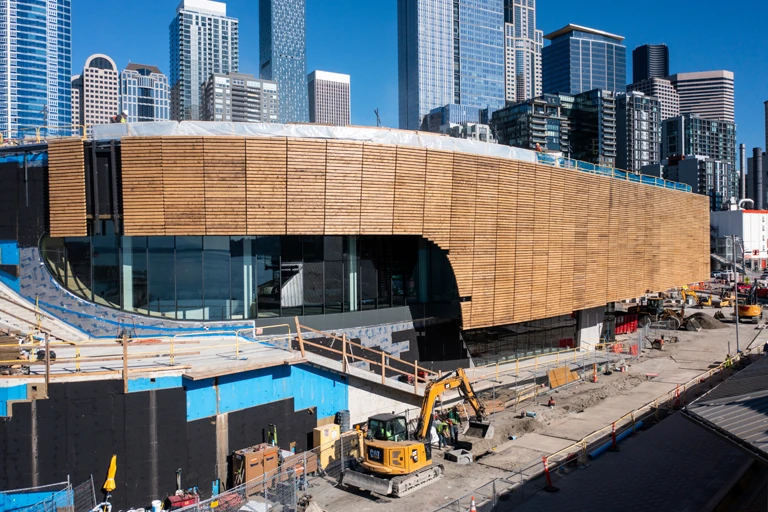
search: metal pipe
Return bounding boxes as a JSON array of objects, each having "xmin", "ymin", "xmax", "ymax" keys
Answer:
[
  {"xmin": 755, "ymin": 148, "xmax": 763, "ymax": 210},
  {"xmin": 732, "ymin": 235, "xmax": 740, "ymax": 354},
  {"xmin": 740, "ymin": 143, "xmax": 746, "ymax": 200},
  {"xmin": 739, "ymin": 199, "xmax": 754, "ymax": 210}
]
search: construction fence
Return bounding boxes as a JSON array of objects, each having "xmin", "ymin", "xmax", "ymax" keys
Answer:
[
  {"xmin": 174, "ymin": 431, "xmax": 364, "ymax": 512},
  {"xmin": 433, "ymin": 349, "xmax": 759, "ymax": 512},
  {"xmin": 0, "ymin": 476, "xmax": 96, "ymax": 512}
]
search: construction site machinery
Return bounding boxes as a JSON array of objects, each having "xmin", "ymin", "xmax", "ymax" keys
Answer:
[
  {"xmin": 342, "ymin": 368, "xmax": 492, "ymax": 498},
  {"xmin": 631, "ymin": 296, "xmax": 665, "ymax": 327},
  {"xmin": 736, "ymin": 284, "xmax": 763, "ymax": 323}
]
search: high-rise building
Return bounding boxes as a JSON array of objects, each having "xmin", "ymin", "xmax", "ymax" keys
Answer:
[
  {"xmin": 491, "ymin": 88, "xmax": 616, "ymax": 165},
  {"xmin": 201, "ymin": 72, "xmax": 278, "ymax": 123},
  {"xmin": 542, "ymin": 24, "xmax": 626, "ymax": 96},
  {"xmin": 616, "ymin": 91, "xmax": 661, "ymax": 172},
  {"xmin": 645, "ymin": 156, "xmax": 736, "ymax": 211},
  {"xmin": 764, "ymin": 100, "xmax": 767, "ymax": 151},
  {"xmin": 260, "ymin": 0, "xmax": 308, "ymax": 124},
  {"xmin": 746, "ymin": 150, "xmax": 767, "ymax": 209},
  {"xmin": 491, "ymin": 93, "xmax": 570, "ymax": 152},
  {"xmin": 662, "ymin": 113, "xmax": 737, "ymax": 167},
  {"xmin": 75, "ymin": 54, "xmax": 119, "ymax": 131},
  {"xmin": 397, "ymin": 0, "xmax": 505, "ymax": 130},
  {"xmin": 120, "ymin": 64, "xmax": 171, "ymax": 123},
  {"xmin": 668, "ymin": 70, "xmax": 734, "ymax": 122},
  {"xmin": 503, "ymin": 0, "xmax": 543, "ymax": 103},
  {"xmin": 308, "ymin": 71, "xmax": 351, "ymax": 126},
  {"xmin": 0, "ymin": 0, "xmax": 71, "ymax": 138},
  {"xmin": 627, "ymin": 78, "xmax": 679, "ymax": 121},
  {"xmin": 71, "ymin": 75, "xmax": 82, "ymax": 128},
  {"xmin": 569, "ymin": 89, "xmax": 617, "ymax": 166},
  {"xmin": 632, "ymin": 44, "xmax": 669, "ymax": 82},
  {"xmin": 169, "ymin": 0, "xmax": 239, "ymax": 121}
]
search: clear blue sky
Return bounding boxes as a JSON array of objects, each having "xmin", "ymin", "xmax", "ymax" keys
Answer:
[{"xmin": 73, "ymin": 0, "xmax": 767, "ymax": 152}]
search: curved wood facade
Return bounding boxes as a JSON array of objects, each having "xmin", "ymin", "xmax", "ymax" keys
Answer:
[{"xmin": 49, "ymin": 136, "xmax": 710, "ymax": 329}]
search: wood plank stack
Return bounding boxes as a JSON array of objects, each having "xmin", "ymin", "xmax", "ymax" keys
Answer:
[{"xmin": 47, "ymin": 139, "xmax": 87, "ymax": 238}]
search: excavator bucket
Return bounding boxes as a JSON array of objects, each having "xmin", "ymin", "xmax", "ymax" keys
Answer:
[
  {"xmin": 342, "ymin": 469, "xmax": 393, "ymax": 496},
  {"xmin": 465, "ymin": 420, "xmax": 494, "ymax": 440}
]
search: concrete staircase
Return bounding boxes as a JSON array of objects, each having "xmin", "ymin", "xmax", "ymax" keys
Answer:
[{"xmin": 0, "ymin": 282, "xmax": 88, "ymax": 342}]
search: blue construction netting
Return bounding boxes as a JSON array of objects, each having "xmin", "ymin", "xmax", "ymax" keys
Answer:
[{"xmin": 535, "ymin": 153, "xmax": 692, "ymax": 193}]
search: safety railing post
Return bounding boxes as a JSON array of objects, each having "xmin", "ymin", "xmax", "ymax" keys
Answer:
[
  {"xmin": 515, "ymin": 357, "xmax": 519, "ymax": 375},
  {"xmin": 170, "ymin": 336, "xmax": 175, "ymax": 366},
  {"xmin": 556, "ymin": 352, "xmax": 559, "ymax": 365},
  {"xmin": 609, "ymin": 422, "xmax": 618, "ymax": 452},
  {"xmin": 294, "ymin": 317, "xmax": 306, "ymax": 357},
  {"xmin": 414, "ymin": 360, "xmax": 419, "ymax": 394},
  {"xmin": 236, "ymin": 332, "xmax": 240, "ymax": 360},
  {"xmin": 44, "ymin": 333, "xmax": 50, "ymax": 397},
  {"xmin": 381, "ymin": 351, "xmax": 386, "ymax": 384},
  {"xmin": 122, "ymin": 332, "xmax": 128, "ymax": 393},
  {"xmin": 535, "ymin": 355, "xmax": 538, "ymax": 371},
  {"xmin": 342, "ymin": 334, "xmax": 348, "ymax": 373},
  {"xmin": 76, "ymin": 344, "xmax": 81, "ymax": 373}
]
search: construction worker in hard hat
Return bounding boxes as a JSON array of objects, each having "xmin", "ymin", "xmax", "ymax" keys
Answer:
[{"xmin": 120, "ymin": 110, "xmax": 128, "ymax": 123}]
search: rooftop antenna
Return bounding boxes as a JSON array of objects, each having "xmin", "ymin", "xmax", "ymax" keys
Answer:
[{"xmin": 374, "ymin": 109, "xmax": 381, "ymax": 127}]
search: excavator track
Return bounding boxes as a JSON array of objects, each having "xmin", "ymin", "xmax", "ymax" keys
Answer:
[{"xmin": 390, "ymin": 464, "xmax": 444, "ymax": 497}]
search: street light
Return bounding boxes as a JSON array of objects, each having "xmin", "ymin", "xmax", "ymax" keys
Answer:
[{"xmin": 730, "ymin": 235, "xmax": 741, "ymax": 354}]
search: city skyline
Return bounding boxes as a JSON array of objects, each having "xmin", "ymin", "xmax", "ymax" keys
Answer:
[{"xmin": 70, "ymin": 0, "xmax": 766, "ymax": 156}]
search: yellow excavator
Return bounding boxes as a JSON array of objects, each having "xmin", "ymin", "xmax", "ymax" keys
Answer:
[
  {"xmin": 681, "ymin": 287, "xmax": 713, "ymax": 308},
  {"xmin": 342, "ymin": 368, "xmax": 492, "ymax": 497}
]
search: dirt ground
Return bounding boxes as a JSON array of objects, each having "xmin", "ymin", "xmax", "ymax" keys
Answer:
[{"xmin": 313, "ymin": 308, "xmax": 766, "ymax": 512}]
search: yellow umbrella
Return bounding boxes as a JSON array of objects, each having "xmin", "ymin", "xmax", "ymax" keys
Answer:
[{"xmin": 102, "ymin": 455, "xmax": 117, "ymax": 492}]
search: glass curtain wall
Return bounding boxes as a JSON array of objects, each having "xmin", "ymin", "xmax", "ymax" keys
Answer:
[{"xmin": 42, "ymin": 226, "xmax": 457, "ymax": 321}]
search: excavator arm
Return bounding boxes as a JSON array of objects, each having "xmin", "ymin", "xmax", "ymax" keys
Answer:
[{"xmin": 415, "ymin": 368, "xmax": 488, "ymax": 441}]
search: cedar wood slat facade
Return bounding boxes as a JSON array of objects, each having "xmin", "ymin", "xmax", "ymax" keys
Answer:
[{"xmin": 47, "ymin": 137, "xmax": 710, "ymax": 330}]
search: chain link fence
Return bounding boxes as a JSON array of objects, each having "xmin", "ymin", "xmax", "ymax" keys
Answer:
[
  {"xmin": 173, "ymin": 431, "xmax": 363, "ymax": 512},
  {"xmin": 0, "ymin": 477, "xmax": 96, "ymax": 512}
]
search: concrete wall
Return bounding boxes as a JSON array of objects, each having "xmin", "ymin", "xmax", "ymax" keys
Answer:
[
  {"xmin": 577, "ymin": 305, "xmax": 606, "ymax": 346},
  {"xmin": 347, "ymin": 374, "xmax": 422, "ymax": 425}
]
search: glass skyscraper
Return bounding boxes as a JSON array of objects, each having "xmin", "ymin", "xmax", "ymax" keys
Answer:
[
  {"xmin": 0, "ymin": 0, "xmax": 71, "ymax": 138},
  {"xmin": 260, "ymin": 0, "xmax": 309, "ymax": 124},
  {"xmin": 542, "ymin": 24, "xmax": 626, "ymax": 95},
  {"xmin": 398, "ymin": 0, "xmax": 505, "ymax": 130},
  {"xmin": 169, "ymin": 0, "xmax": 238, "ymax": 121},
  {"xmin": 120, "ymin": 64, "xmax": 171, "ymax": 123}
]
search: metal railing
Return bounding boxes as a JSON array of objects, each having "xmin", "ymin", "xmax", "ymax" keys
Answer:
[
  {"xmin": 534, "ymin": 152, "xmax": 693, "ymax": 193},
  {"xmin": 433, "ymin": 346, "xmax": 759, "ymax": 511},
  {"xmin": 7, "ymin": 124, "xmax": 87, "ymax": 143}
]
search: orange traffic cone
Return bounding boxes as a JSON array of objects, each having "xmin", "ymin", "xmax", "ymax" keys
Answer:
[
  {"xmin": 591, "ymin": 363, "xmax": 598, "ymax": 383},
  {"xmin": 469, "ymin": 496, "xmax": 477, "ymax": 512}
]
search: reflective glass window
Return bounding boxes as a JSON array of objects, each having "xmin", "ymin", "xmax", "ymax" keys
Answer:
[
  {"xmin": 147, "ymin": 237, "xmax": 176, "ymax": 318},
  {"xmin": 176, "ymin": 236, "xmax": 203, "ymax": 319},
  {"xmin": 203, "ymin": 236, "xmax": 230, "ymax": 320},
  {"xmin": 256, "ymin": 236, "xmax": 281, "ymax": 318}
]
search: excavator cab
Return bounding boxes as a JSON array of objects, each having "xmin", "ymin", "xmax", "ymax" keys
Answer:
[{"xmin": 367, "ymin": 414, "xmax": 409, "ymax": 443}]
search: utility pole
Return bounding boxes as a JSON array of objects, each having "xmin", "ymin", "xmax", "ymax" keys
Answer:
[{"xmin": 731, "ymin": 235, "xmax": 740, "ymax": 354}]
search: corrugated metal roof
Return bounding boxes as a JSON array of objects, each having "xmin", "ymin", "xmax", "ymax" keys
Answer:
[{"xmin": 687, "ymin": 356, "xmax": 768, "ymax": 457}]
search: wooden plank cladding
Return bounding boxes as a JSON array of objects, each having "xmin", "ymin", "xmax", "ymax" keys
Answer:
[
  {"xmin": 111, "ymin": 135, "xmax": 711, "ymax": 330},
  {"xmin": 47, "ymin": 139, "xmax": 87, "ymax": 237}
]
